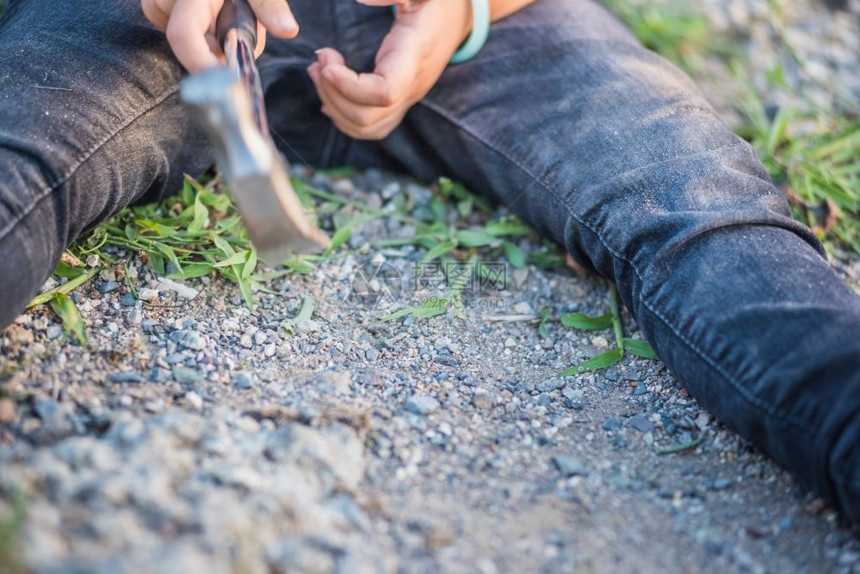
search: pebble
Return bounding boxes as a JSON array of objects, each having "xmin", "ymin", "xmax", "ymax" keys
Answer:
[
  {"xmin": 177, "ymin": 330, "xmax": 206, "ymax": 351},
  {"xmin": 138, "ymin": 288, "xmax": 159, "ymax": 301},
  {"xmin": 109, "ymin": 372, "xmax": 147, "ymax": 384},
  {"xmin": 0, "ymin": 398, "xmax": 17, "ymax": 424},
  {"xmin": 184, "ymin": 392, "xmax": 204, "ymax": 411},
  {"xmin": 173, "ymin": 367, "xmax": 203, "ymax": 385},
  {"xmin": 405, "ymin": 395, "xmax": 441, "ymax": 415},
  {"xmin": 239, "ymin": 334, "xmax": 253, "ymax": 349},
  {"xmin": 233, "ymin": 372, "xmax": 255, "ymax": 390},
  {"xmin": 552, "ymin": 455, "xmax": 588, "ymax": 478}
]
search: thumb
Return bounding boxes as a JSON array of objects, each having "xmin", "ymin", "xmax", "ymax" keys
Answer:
[{"xmin": 249, "ymin": 0, "xmax": 299, "ymax": 38}]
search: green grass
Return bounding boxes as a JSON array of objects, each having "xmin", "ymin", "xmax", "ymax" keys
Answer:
[
  {"xmin": 26, "ymin": 0, "xmax": 859, "ymax": 377},
  {"xmin": 603, "ymin": 0, "xmax": 859, "ymax": 254}
]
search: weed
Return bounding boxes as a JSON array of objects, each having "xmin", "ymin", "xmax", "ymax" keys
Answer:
[{"xmin": 557, "ymin": 285, "xmax": 659, "ymax": 377}]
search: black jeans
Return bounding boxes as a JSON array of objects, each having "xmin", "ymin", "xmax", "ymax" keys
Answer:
[{"xmin": 1, "ymin": 0, "xmax": 858, "ymax": 522}]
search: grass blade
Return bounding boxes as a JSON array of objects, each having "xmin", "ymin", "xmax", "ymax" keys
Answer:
[
  {"xmin": 623, "ymin": 338, "xmax": 660, "ymax": 360},
  {"xmin": 50, "ymin": 293, "xmax": 87, "ymax": 345},
  {"xmin": 558, "ymin": 348, "xmax": 624, "ymax": 377},
  {"xmin": 560, "ymin": 312, "xmax": 613, "ymax": 330}
]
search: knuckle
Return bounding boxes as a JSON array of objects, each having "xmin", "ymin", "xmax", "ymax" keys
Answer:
[
  {"xmin": 353, "ymin": 109, "xmax": 375, "ymax": 128},
  {"xmin": 378, "ymin": 86, "xmax": 397, "ymax": 107}
]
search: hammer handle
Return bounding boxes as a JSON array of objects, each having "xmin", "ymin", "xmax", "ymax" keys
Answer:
[{"xmin": 217, "ymin": 0, "xmax": 258, "ymax": 50}]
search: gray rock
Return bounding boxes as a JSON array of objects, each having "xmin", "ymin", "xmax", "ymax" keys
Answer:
[
  {"xmin": 628, "ymin": 414, "xmax": 655, "ymax": 434},
  {"xmin": 552, "ymin": 455, "xmax": 588, "ymax": 477},
  {"xmin": 173, "ymin": 367, "xmax": 203, "ymax": 385},
  {"xmin": 601, "ymin": 417, "xmax": 624, "ymax": 431},
  {"xmin": 233, "ymin": 372, "xmax": 255, "ymax": 390},
  {"xmin": 177, "ymin": 330, "xmax": 206, "ymax": 351},
  {"xmin": 109, "ymin": 371, "xmax": 147, "ymax": 384},
  {"xmin": 405, "ymin": 395, "xmax": 440, "ymax": 415}
]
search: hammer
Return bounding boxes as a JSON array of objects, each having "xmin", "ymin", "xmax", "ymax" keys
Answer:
[{"xmin": 180, "ymin": 0, "xmax": 330, "ymax": 263}]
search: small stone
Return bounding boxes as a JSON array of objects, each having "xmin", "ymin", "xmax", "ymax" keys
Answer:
[
  {"xmin": 177, "ymin": 330, "xmax": 206, "ymax": 351},
  {"xmin": 233, "ymin": 372, "xmax": 255, "ymax": 390},
  {"xmin": 239, "ymin": 334, "xmax": 253, "ymax": 349},
  {"xmin": 138, "ymin": 288, "xmax": 159, "ymax": 301},
  {"xmin": 120, "ymin": 293, "xmax": 137, "ymax": 307},
  {"xmin": 46, "ymin": 325, "xmax": 63, "ymax": 340},
  {"xmin": 591, "ymin": 336, "xmax": 609, "ymax": 348},
  {"xmin": 149, "ymin": 367, "xmax": 170, "ymax": 383},
  {"xmin": 86, "ymin": 254, "xmax": 100, "ymax": 267},
  {"xmin": 96, "ymin": 281, "xmax": 120, "ymax": 294},
  {"xmin": 471, "ymin": 389, "xmax": 494, "ymax": 411},
  {"xmin": 632, "ymin": 382, "xmax": 647, "ymax": 396},
  {"xmin": 552, "ymin": 455, "xmax": 588, "ymax": 477},
  {"xmin": 0, "ymin": 398, "xmax": 17, "ymax": 424},
  {"xmin": 405, "ymin": 395, "xmax": 440, "ymax": 415},
  {"xmin": 109, "ymin": 371, "xmax": 147, "ymax": 384},
  {"xmin": 601, "ymin": 417, "xmax": 624, "ymax": 431},
  {"xmin": 173, "ymin": 367, "xmax": 203, "ymax": 385},
  {"xmin": 628, "ymin": 413, "xmax": 654, "ymax": 434},
  {"xmin": 504, "ymin": 338, "xmax": 517, "ymax": 349},
  {"xmin": 7, "ymin": 326, "xmax": 34, "ymax": 346},
  {"xmin": 185, "ymin": 391, "xmax": 203, "ymax": 411},
  {"xmin": 695, "ymin": 412, "xmax": 712, "ymax": 429},
  {"xmin": 253, "ymin": 332, "xmax": 268, "ymax": 346}
]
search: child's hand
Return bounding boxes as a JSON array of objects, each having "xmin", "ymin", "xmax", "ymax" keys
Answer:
[
  {"xmin": 141, "ymin": 0, "xmax": 300, "ymax": 72},
  {"xmin": 307, "ymin": 0, "xmax": 472, "ymax": 140}
]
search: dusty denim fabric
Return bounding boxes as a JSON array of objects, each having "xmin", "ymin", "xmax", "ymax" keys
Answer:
[{"xmin": 1, "ymin": 0, "xmax": 859, "ymax": 521}]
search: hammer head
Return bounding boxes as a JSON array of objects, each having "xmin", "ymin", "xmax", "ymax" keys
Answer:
[{"xmin": 180, "ymin": 67, "xmax": 330, "ymax": 263}]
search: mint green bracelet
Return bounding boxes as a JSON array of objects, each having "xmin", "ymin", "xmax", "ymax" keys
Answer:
[
  {"xmin": 390, "ymin": 0, "xmax": 490, "ymax": 64},
  {"xmin": 450, "ymin": 0, "xmax": 490, "ymax": 64}
]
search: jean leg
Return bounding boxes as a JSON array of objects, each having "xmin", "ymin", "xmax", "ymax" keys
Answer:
[
  {"xmin": 377, "ymin": 0, "xmax": 860, "ymax": 522},
  {"xmin": 0, "ymin": 0, "xmax": 212, "ymax": 329}
]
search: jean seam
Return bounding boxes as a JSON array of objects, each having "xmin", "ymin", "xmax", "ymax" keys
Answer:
[
  {"xmin": 0, "ymin": 86, "xmax": 181, "ymax": 243},
  {"xmin": 418, "ymin": 97, "xmax": 820, "ymax": 438}
]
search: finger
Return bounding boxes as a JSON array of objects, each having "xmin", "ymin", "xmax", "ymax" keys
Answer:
[
  {"xmin": 166, "ymin": 0, "xmax": 223, "ymax": 72},
  {"xmin": 314, "ymin": 47, "xmax": 346, "ymax": 69},
  {"xmin": 142, "ymin": 0, "xmax": 170, "ymax": 30},
  {"xmin": 320, "ymin": 65, "xmax": 395, "ymax": 107},
  {"xmin": 315, "ymin": 47, "xmax": 400, "ymax": 108},
  {"xmin": 250, "ymin": 0, "xmax": 299, "ymax": 38},
  {"xmin": 254, "ymin": 21, "xmax": 268, "ymax": 58},
  {"xmin": 322, "ymin": 102, "xmax": 404, "ymax": 140}
]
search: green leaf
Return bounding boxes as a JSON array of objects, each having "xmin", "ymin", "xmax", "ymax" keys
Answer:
[
  {"xmin": 29, "ymin": 268, "xmax": 99, "ymax": 308},
  {"xmin": 213, "ymin": 250, "xmax": 249, "ymax": 269},
  {"xmin": 153, "ymin": 242, "xmax": 183, "ymax": 273},
  {"xmin": 538, "ymin": 307, "xmax": 551, "ymax": 338},
  {"xmin": 242, "ymin": 249, "xmax": 258, "ymax": 280},
  {"xmin": 54, "ymin": 260, "xmax": 86, "ymax": 279},
  {"xmin": 623, "ymin": 338, "xmax": 660, "ymax": 360},
  {"xmin": 180, "ymin": 178, "xmax": 195, "ymax": 206},
  {"xmin": 168, "ymin": 263, "xmax": 212, "ymax": 280},
  {"xmin": 560, "ymin": 312, "xmax": 614, "ymax": 330},
  {"xmin": 50, "ymin": 293, "xmax": 87, "ymax": 345},
  {"xmin": 502, "ymin": 241, "xmax": 526, "ymax": 269},
  {"xmin": 212, "ymin": 235, "xmax": 236, "ymax": 257},
  {"xmin": 455, "ymin": 229, "xmax": 498, "ymax": 248},
  {"xmin": 326, "ymin": 224, "xmax": 353, "ymax": 254},
  {"xmin": 124, "ymin": 222, "xmax": 138, "ymax": 241},
  {"xmin": 148, "ymin": 252, "xmax": 166, "ymax": 277},
  {"xmin": 188, "ymin": 195, "xmax": 209, "ymax": 232},
  {"xmin": 283, "ymin": 296, "xmax": 315, "ymax": 332},
  {"xmin": 382, "ymin": 297, "xmax": 448, "ymax": 322},
  {"xmin": 557, "ymin": 348, "xmax": 624, "ymax": 377},
  {"xmin": 285, "ymin": 256, "xmax": 315, "ymax": 274},
  {"xmin": 420, "ymin": 240, "xmax": 457, "ymax": 265},
  {"xmin": 656, "ymin": 435, "xmax": 705, "ymax": 455}
]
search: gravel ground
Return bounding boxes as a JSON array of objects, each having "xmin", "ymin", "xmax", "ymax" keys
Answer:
[{"xmin": 1, "ymin": 1, "xmax": 859, "ymax": 573}]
